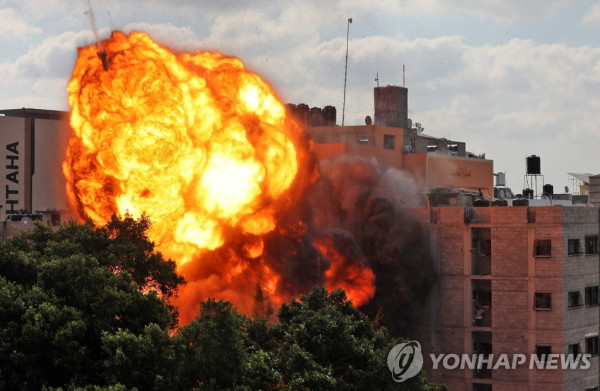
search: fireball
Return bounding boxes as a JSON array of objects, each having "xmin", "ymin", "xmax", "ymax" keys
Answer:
[{"xmin": 64, "ymin": 31, "xmax": 374, "ymax": 323}]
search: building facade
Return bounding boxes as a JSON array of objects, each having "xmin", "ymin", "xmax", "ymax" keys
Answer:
[
  {"xmin": 0, "ymin": 108, "xmax": 71, "ymax": 220},
  {"xmin": 297, "ymin": 85, "xmax": 599, "ymax": 390},
  {"xmin": 409, "ymin": 204, "xmax": 600, "ymax": 391}
]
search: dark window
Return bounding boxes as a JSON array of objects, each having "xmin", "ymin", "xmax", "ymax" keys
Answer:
[
  {"xmin": 585, "ymin": 235, "xmax": 599, "ymax": 254},
  {"xmin": 568, "ymin": 239, "xmax": 580, "ymax": 255},
  {"xmin": 473, "ymin": 290, "xmax": 492, "ymax": 307},
  {"xmin": 585, "ymin": 286, "xmax": 599, "ymax": 306},
  {"xmin": 585, "ymin": 336, "xmax": 599, "ymax": 356},
  {"xmin": 527, "ymin": 208, "xmax": 536, "ymax": 223},
  {"xmin": 535, "ymin": 345, "xmax": 552, "ymax": 361},
  {"xmin": 383, "ymin": 134, "xmax": 395, "ymax": 150},
  {"xmin": 473, "ymin": 342, "xmax": 492, "ymax": 355},
  {"xmin": 568, "ymin": 291, "xmax": 583, "ymax": 308},
  {"xmin": 51, "ymin": 213, "xmax": 61, "ymax": 226},
  {"xmin": 568, "ymin": 343, "xmax": 581, "ymax": 357},
  {"xmin": 584, "ymin": 387, "xmax": 599, "ymax": 391},
  {"xmin": 472, "ymin": 384, "xmax": 492, "ymax": 391},
  {"xmin": 534, "ymin": 239, "xmax": 551, "ymax": 257},
  {"xmin": 534, "ymin": 292, "xmax": 552, "ymax": 310}
]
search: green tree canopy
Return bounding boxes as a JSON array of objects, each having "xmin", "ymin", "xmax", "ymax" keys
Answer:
[
  {"xmin": 0, "ymin": 215, "xmax": 182, "ymax": 390},
  {"xmin": 0, "ymin": 217, "xmax": 443, "ymax": 391}
]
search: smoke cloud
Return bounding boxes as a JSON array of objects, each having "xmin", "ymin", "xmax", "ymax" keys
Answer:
[{"xmin": 266, "ymin": 155, "xmax": 438, "ymax": 335}]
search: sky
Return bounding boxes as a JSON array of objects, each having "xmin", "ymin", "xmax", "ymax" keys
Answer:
[{"xmin": 1, "ymin": 0, "xmax": 600, "ymax": 193}]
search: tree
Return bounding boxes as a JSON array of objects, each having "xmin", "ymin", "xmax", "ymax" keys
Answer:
[
  {"xmin": 271, "ymin": 286, "xmax": 442, "ymax": 391},
  {"xmin": 0, "ymin": 217, "xmax": 443, "ymax": 390},
  {"xmin": 0, "ymin": 216, "xmax": 183, "ymax": 390}
]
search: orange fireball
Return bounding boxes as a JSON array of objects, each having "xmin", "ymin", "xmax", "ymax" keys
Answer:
[
  {"xmin": 64, "ymin": 31, "xmax": 374, "ymax": 323},
  {"xmin": 65, "ymin": 31, "xmax": 298, "ymax": 263}
]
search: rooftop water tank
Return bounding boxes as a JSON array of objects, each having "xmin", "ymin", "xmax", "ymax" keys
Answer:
[{"xmin": 526, "ymin": 155, "xmax": 541, "ymax": 175}]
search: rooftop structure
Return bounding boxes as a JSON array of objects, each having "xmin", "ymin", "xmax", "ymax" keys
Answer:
[
  {"xmin": 293, "ymin": 87, "xmax": 494, "ymax": 197},
  {"xmin": 289, "ymin": 86, "xmax": 600, "ymax": 391}
]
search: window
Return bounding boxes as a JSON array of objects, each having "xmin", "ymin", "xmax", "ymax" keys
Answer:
[
  {"xmin": 535, "ymin": 345, "xmax": 552, "ymax": 361},
  {"xmin": 585, "ymin": 286, "xmax": 599, "ymax": 306},
  {"xmin": 472, "ymin": 384, "xmax": 492, "ymax": 391},
  {"xmin": 534, "ymin": 239, "xmax": 551, "ymax": 257},
  {"xmin": 534, "ymin": 292, "xmax": 552, "ymax": 310},
  {"xmin": 568, "ymin": 291, "xmax": 583, "ymax": 308},
  {"xmin": 585, "ymin": 336, "xmax": 599, "ymax": 356},
  {"xmin": 51, "ymin": 213, "xmax": 61, "ymax": 226},
  {"xmin": 383, "ymin": 134, "xmax": 395, "ymax": 150},
  {"xmin": 584, "ymin": 386, "xmax": 599, "ymax": 391},
  {"xmin": 568, "ymin": 343, "xmax": 581, "ymax": 357},
  {"xmin": 473, "ymin": 290, "xmax": 492, "ymax": 307},
  {"xmin": 473, "ymin": 331, "xmax": 492, "ymax": 355},
  {"xmin": 568, "ymin": 239, "xmax": 581, "ymax": 255},
  {"xmin": 585, "ymin": 235, "xmax": 599, "ymax": 254}
]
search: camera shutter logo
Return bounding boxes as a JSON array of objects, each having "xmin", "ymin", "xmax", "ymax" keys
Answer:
[{"xmin": 387, "ymin": 341, "xmax": 423, "ymax": 382}]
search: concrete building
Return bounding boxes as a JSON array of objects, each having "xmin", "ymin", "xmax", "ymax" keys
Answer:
[
  {"xmin": 298, "ymin": 86, "xmax": 494, "ymax": 197},
  {"xmin": 410, "ymin": 203, "xmax": 600, "ymax": 391},
  {"xmin": 296, "ymin": 86, "xmax": 599, "ymax": 391},
  {"xmin": 0, "ymin": 108, "xmax": 73, "ymax": 237},
  {"xmin": 2, "ymin": 85, "xmax": 598, "ymax": 390}
]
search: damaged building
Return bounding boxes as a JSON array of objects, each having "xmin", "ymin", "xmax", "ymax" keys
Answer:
[
  {"xmin": 0, "ymin": 82, "xmax": 598, "ymax": 390},
  {"xmin": 294, "ymin": 86, "xmax": 600, "ymax": 391}
]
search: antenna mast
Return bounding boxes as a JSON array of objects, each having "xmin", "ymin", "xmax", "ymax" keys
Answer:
[
  {"xmin": 342, "ymin": 17, "xmax": 352, "ymax": 126},
  {"xmin": 375, "ymin": 72, "xmax": 379, "ymax": 87}
]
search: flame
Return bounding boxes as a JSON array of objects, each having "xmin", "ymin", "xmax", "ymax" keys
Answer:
[
  {"xmin": 313, "ymin": 236, "xmax": 376, "ymax": 307},
  {"xmin": 64, "ymin": 31, "xmax": 374, "ymax": 323}
]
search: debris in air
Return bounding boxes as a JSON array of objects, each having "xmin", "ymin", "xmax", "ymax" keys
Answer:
[{"xmin": 97, "ymin": 50, "xmax": 108, "ymax": 70}]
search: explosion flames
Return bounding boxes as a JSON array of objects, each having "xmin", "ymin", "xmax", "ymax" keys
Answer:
[{"xmin": 63, "ymin": 31, "xmax": 376, "ymax": 323}]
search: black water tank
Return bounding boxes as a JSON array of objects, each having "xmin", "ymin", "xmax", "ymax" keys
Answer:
[
  {"xmin": 526, "ymin": 155, "xmax": 541, "ymax": 175},
  {"xmin": 512, "ymin": 198, "xmax": 529, "ymax": 206},
  {"xmin": 523, "ymin": 188, "xmax": 534, "ymax": 199},
  {"xmin": 323, "ymin": 105, "xmax": 337, "ymax": 126},
  {"xmin": 473, "ymin": 198, "xmax": 490, "ymax": 207},
  {"xmin": 543, "ymin": 184, "xmax": 554, "ymax": 196},
  {"xmin": 492, "ymin": 199, "xmax": 508, "ymax": 207},
  {"xmin": 309, "ymin": 107, "xmax": 324, "ymax": 126}
]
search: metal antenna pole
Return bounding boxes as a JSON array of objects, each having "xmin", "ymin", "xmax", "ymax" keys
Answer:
[{"xmin": 342, "ymin": 17, "xmax": 352, "ymax": 126}]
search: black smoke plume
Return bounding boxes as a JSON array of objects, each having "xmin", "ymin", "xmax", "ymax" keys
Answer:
[{"xmin": 263, "ymin": 155, "xmax": 438, "ymax": 336}]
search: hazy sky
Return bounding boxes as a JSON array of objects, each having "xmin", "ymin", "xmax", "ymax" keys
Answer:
[{"xmin": 1, "ymin": 0, "xmax": 600, "ymax": 192}]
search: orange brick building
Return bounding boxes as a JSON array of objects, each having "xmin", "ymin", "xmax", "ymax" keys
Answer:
[
  {"xmin": 298, "ymin": 86, "xmax": 494, "ymax": 198},
  {"xmin": 294, "ymin": 86, "xmax": 600, "ymax": 391},
  {"xmin": 410, "ymin": 204, "xmax": 600, "ymax": 391}
]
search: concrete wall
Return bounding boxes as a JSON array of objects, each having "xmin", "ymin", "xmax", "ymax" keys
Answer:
[
  {"xmin": 404, "ymin": 154, "xmax": 494, "ymax": 197},
  {"xmin": 561, "ymin": 207, "xmax": 600, "ymax": 391}
]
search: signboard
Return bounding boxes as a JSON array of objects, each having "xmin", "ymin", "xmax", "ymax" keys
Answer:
[{"xmin": 0, "ymin": 116, "xmax": 26, "ymax": 219}]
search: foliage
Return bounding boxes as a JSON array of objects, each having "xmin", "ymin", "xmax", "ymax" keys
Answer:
[
  {"xmin": 0, "ymin": 217, "xmax": 443, "ymax": 391},
  {"xmin": 0, "ymin": 216, "xmax": 182, "ymax": 390}
]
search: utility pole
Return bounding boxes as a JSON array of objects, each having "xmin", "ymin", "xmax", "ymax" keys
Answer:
[{"xmin": 342, "ymin": 17, "xmax": 352, "ymax": 126}]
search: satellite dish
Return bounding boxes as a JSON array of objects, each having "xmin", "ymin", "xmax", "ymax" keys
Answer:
[
  {"xmin": 564, "ymin": 186, "xmax": 569, "ymax": 193},
  {"xmin": 499, "ymin": 189, "xmax": 505, "ymax": 198}
]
